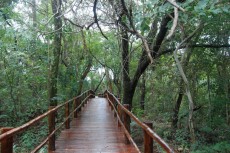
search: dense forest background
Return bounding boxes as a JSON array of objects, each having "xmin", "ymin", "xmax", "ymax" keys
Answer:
[{"xmin": 0, "ymin": 0, "xmax": 229, "ymax": 152}]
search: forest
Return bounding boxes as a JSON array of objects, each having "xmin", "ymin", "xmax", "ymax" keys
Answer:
[{"xmin": 0, "ymin": 0, "xmax": 230, "ymax": 152}]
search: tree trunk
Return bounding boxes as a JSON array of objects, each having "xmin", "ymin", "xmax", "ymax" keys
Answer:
[
  {"xmin": 121, "ymin": 29, "xmax": 133, "ymax": 105},
  {"xmin": 207, "ymin": 73, "xmax": 212, "ymax": 125},
  {"xmin": 172, "ymin": 82, "xmax": 183, "ymax": 129},
  {"xmin": 140, "ymin": 73, "xmax": 146, "ymax": 110},
  {"xmin": 112, "ymin": 1, "xmax": 171, "ymax": 108},
  {"xmin": 227, "ymin": 82, "xmax": 230, "ymax": 125},
  {"xmin": 130, "ymin": 15, "xmax": 171, "ymax": 106},
  {"xmin": 76, "ymin": 57, "xmax": 92, "ymax": 96},
  {"xmin": 32, "ymin": 0, "xmax": 37, "ymax": 29},
  {"xmin": 94, "ymin": 74, "xmax": 106, "ymax": 93},
  {"xmin": 120, "ymin": 30, "xmax": 136, "ymax": 106},
  {"xmin": 113, "ymin": 73, "xmax": 121, "ymax": 97},
  {"xmin": 76, "ymin": 30, "xmax": 92, "ymax": 96},
  {"xmin": 49, "ymin": 0, "xmax": 62, "ymax": 106},
  {"xmin": 171, "ymin": 46, "xmax": 193, "ymax": 130},
  {"xmin": 105, "ymin": 67, "xmax": 113, "ymax": 92}
]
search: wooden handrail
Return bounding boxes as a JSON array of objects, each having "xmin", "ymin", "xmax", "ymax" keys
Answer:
[
  {"xmin": 31, "ymin": 93, "xmax": 94, "ymax": 152},
  {"xmin": 105, "ymin": 90, "xmax": 176, "ymax": 153},
  {"xmin": 0, "ymin": 90, "xmax": 95, "ymax": 153},
  {"xmin": 1, "ymin": 89, "xmax": 175, "ymax": 153},
  {"xmin": 106, "ymin": 94, "xmax": 141, "ymax": 153}
]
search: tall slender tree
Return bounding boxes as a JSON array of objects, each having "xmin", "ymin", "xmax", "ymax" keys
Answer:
[{"xmin": 49, "ymin": 0, "xmax": 62, "ymax": 106}]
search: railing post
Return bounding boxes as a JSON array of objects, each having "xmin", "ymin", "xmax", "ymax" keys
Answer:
[
  {"xmin": 1, "ymin": 127, "xmax": 13, "ymax": 153},
  {"xmin": 144, "ymin": 121, "xmax": 153, "ymax": 153},
  {"xmin": 90, "ymin": 90, "xmax": 95, "ymax": 98},
  {"xmin": 103, "ymin": 91, "xmax": 107, "ymax": 98},
  {"xmin": 117, "ymin": 98, "xmax": 122, "ymax": 127},
  {"xmin": 107, "ymin": 94, "xmax": 111, "ymax": 107},
  {"xmin": 48, "ymin": 106, "xmax": 56, "ymax": 151},
  {"xmin": 123, "ymin": 104, "xmax": 130, "ymax": 144},
  {"xmin": 110, "ymin": 95, "xmax": 114, "ymax": 111},
  {"xmin": 74, "ymin": 98, "xmax": 77, "ymax": 118},
  {"xmin": 84, "ymin": 93, "xmax": 87, "ymax": 106},
  {"xmin": 113, "ymin": 97, "xmax": 117, "ymax": 118},
  {"xmin": 81, "ymin": 95, "xmax": 83, "ymax": 108},
  {"xmin": 78, "ymin": 97, "xmax": 82, "ymax": 112},
  {"xmin": 86, "ymin": 91, "xmax": 89, "ymax": 105},
  {"xmin": 65, "ymin": 102, "xmax": 70, "ymax": 129}
]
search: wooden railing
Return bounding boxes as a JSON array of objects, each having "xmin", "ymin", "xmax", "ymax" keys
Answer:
[
  {"xmin": 104, "ymin": 90, "xmax": 176, "ymax": 153},
  {"xmin": 0, "ymin": 90, "xmax": 95, "ymax": 153}
]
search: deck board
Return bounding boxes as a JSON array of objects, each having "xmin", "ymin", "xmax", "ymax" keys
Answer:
[{"xmin": 51, "ymin": 97, "xmax": 138, "ymax": 153}]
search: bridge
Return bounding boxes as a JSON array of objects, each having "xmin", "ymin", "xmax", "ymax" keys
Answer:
[{"xmin": 0, "ymin": 90, "xmax": 175, "ymax": 153}]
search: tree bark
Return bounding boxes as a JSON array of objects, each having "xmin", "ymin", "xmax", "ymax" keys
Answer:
[
  {"xmin": 121, "ymin": 29, "xmax": 133, "ymax": 105},
  {"xmin": 32, "ymin": 0, "xmax": 37, "ymax": 29},
  {"xmin": 76, "ymin": 30, "xmax": 92, "ymax": 96},
  {"xmin": 172, "ymin": 83, "xmax": 183, "ymax": 129},
  {"xmin": 122, "ymin": 15, "xmax": 171, "ymax": 107},
  {"xmin": 113, "ymin": 72, "xmax": 121, "ymax": 97},
  {"xmin": 171, "ymin": 44, "xmax": 194, "ymax": 129},
  {"xmin": 140, "ymin": 73, "xmax": 146, "ymax": 110},
  {"xmin": 105, "ymin": 67, "xmax": 113, "ymax": 92},
  {"xmin": 76, "ymin": 57, "xmax": 92, "ymax": 96},
  {"xmin": 49, "ymin": 0, "xmax": 62, "ymax": 106}
]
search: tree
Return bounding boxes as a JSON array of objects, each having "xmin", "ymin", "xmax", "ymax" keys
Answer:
[
  {"xmin": 0, "ymin": 0, "xmax": 229, "ymax": 151},
  {"xmin": 48, "ymin": 0, "xmax": 62, "ymax": 106}
]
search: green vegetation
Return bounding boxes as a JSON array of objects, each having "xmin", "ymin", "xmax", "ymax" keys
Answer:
[{"xmin": 0, "ymin": 0, "xmax": 229, "ymax": 152}]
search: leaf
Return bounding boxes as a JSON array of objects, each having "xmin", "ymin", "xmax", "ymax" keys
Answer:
[
  {"xmin": 194, "ymin": 0, "xmax": 208, "ymax": 15},
  {"xmin": 222, "ymin": 6, "xmax": 229, "ymax": 13},
  {"xmin": 140, "ymin": 18, "xmax": 150, "ymax": 33},
  {"xmin": 197, "ymin": 0, "xmax": 208, "ymax": 10},
  {"xmin": 0, "ymin": 114, "xmax": 8, "ymax": 119},
  {"xmin": 211, "ymin": 8, "xmax": 222, "ymax": 14}
]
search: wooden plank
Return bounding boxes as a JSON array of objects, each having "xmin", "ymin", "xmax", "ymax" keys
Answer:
[{"xmin": 51, "ymin": 98, "xmax": 139, "ymax": 153}]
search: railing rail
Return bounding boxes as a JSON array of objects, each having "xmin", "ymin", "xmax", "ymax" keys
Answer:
[
  {"xmin": 104, "ymin": 90, "xmax": 176, "ymax": 153},
  {"xmin": 0, "ymin": 90, "xmax": 95, "ymax": 153},
  {"xmin": 1, "ymin": 89, "xmax": 175, "ymax": 153},
  {"xmin": 105, "ymin": 94, "xmax": 141, "ymax": 153}
]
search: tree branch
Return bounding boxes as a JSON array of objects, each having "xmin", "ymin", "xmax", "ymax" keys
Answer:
[
  {"xmin": 88, "ymin": 49, "xmax": 115, "ymax": 71},
  {"xmin": 64, "ymin": 17, "xmax": 84, "ymax": 29},
  {"xmin": 93, "ymin": 0, "xmax": 108, "ymax": 40},
  {"xmin": 166, "ymin": 0, "xmax": 186, "ymax": 12},
  {"xmin": 132, "ymin": 15, "xmax": 172, "ymax": 88},
  {"xmin": 94, "ymin": 73, "xmax": 106, "ymax": 92},
  {"xmin": 158, "ymin": 43, "xmax": 230, "ymax": 56},
  {"xmin": 166, "ymin": 0, "xmax": 178, "ymax": 39},
  {"xmin": 86, "ymin": 22, "xmax": 95, "ymax": 30},
  {"xmin": 190, "ymin": 44, "xmax": 230, "ymax": 48},
  {"xmin": 117, "ymin": 1, "xmax": 154, "ymax": 64},
  {"xmin": 173, "ymin": 23, "xmax": 203, "ymax": 142}
]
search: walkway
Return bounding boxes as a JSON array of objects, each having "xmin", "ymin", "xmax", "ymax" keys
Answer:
[{"xmin": 51, "ymin": 97, "xmax": 139, "ymax": 153}]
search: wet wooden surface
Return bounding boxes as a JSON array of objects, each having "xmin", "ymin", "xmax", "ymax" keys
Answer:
[{"xmin": 51, "ymin": 97, "xmax": 139, "ymax": 153}]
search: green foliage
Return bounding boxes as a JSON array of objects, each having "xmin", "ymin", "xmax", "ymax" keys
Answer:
[
  {"xmin": 192, "ymin": 141, "xmax": 230, "ymax": 153},
  {"xmin": 0, "ymin": 0, "xmax": 229, "ymax": 152},
  {"xmin": 173, "ymin": 129, "xmax": 191, "ymax": 149},
  {"xmin": 14, "ymin": 123, "xmax": 48, "ymax": 153},
  {"xmin": 140, "ymin": 17, "xmax": 151, "ymax": 34},
  {"xmin": 132, "ymin": 108, "xmax": 144, "ymax": 118},
  {"xmin": 0, "ymin": 0, "xmax": 17, "ymax": 8}
]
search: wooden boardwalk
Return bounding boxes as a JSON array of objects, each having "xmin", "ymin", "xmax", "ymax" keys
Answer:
[{"xmin": 51, "ymin": 97, "xmax": 139, "ymax": 153}]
